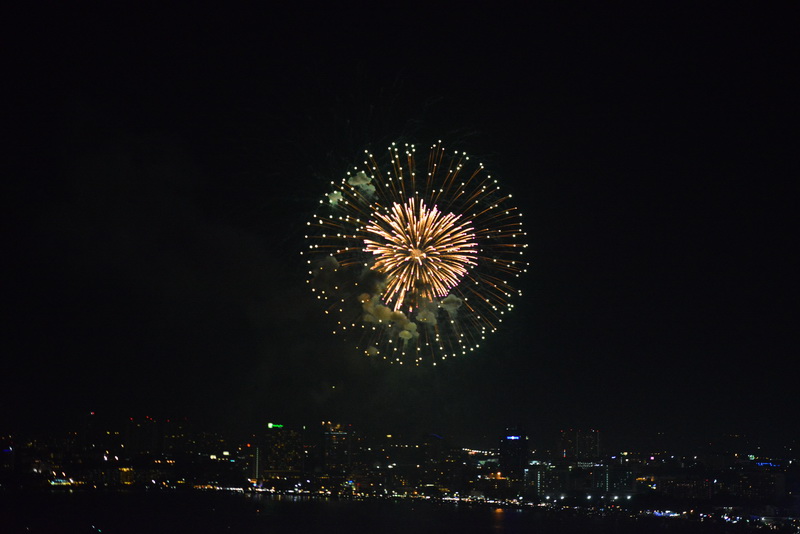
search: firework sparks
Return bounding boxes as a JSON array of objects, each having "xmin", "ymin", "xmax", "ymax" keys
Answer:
[
  {"xmin": 363, "ymin": 198, "xmax": 477, "ymax": 311},
  {"xmin": 303, "ymin": 142, "xmax": 528, "ymax": 364}
]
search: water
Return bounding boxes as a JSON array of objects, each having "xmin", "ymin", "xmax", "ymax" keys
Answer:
[{"xmin": 1, "ymin": 490, "xmax": 758, "ymax": 533}]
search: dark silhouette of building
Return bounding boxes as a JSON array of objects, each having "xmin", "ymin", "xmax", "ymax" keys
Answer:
[
  {"xmin": 499, "ymin": 427, "xmax": 528, "ymax": 482},
  {"xmin": 560, "ymin": 429, "xmax": 600, "ymax": 461},
  {"xmin": 321, "ymin": 421, "xmax": 352, "ymax": 476},
  {"xmin": 124, "ymin": 416, "xmax": 162, "ymax": 455},
  {"xmin": 259, "ymin": 422, "xmax": 305, "ymax": 477}
]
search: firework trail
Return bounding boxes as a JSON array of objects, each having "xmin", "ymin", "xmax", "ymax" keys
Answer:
[{"xmin": 303, "ymin": 142, "xmax": 527, "ymax": 364}]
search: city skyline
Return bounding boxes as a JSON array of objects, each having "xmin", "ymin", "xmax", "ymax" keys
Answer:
[
  {"xmin": 4, "ymin": 5, "xmax": 798, "ymax": 451},
  {"xmin": 4, "ymin": 413, "xmax": 798, "ymax": 531},
  {"xmin": 4, "ymin": 412, "xmax": 796, "ymax": 503}
]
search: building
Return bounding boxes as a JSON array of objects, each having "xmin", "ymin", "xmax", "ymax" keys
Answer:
[
  {"xmin": 321, "ymin": 421, "xmax": 354, "ymax": 475},
  {"xmin": 499, "ymin": 427, "xmax": 528, "ymax": 482},
  {"xmin": 560, "ymin": 429, "xmax": 600, "ymax": 461},
  {"xmin": 258, "ymin": 422, "xmax": 305, "ymax": 479}
]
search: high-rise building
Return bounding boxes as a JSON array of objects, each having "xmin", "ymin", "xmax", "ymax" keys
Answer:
[
  {"xmin": 162, "ymin": 418, "xmax": 190, "ymax": 453},
  {"xmin": 258, "ymin": 422, "xmax": 305, "ymax": 477},
  {"xmin": 560, "ymin": 429, "xmax": 601, "ymax": 461},
  {"xmin": 499, "ymin": 427, "xmax": 528, "ymax": 481},
  {"xmin": 321, "ymin": 421, "xmax": 353, "ymax": 476},
  {"xmin": 124, "ymin": 416, "xmax": 162, "ymax": 455}
]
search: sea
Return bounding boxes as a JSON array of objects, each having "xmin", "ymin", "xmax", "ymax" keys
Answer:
[{"xmin": 0, "ymin": 490, "xmax": 765, "ymax": 533}]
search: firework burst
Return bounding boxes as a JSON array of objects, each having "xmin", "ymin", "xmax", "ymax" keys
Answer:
[{"xmin": 303, "ymin": 141, "xmax": 528, "ymax": 365}]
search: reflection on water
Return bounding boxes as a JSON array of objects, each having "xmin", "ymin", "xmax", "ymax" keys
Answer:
[
  {"xmin": 492, "ymin": 507, "xmax": 505, "ymax": 531},
  {"xmin": 1, "ymin": 490, "xmax": 749, "ymax": 534}
]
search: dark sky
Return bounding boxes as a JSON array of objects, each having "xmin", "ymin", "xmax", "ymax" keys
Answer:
[{"xmin": 5, "ymin": 5, "xmax": 798, "ymax": 450}]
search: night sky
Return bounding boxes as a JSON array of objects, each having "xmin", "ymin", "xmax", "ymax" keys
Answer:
[{"xmin": 5, "ymin": 5, "xmax": 798, "ymax": 450}]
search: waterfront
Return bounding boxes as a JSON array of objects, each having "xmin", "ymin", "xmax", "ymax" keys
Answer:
[{"xmin": 2, "ymin": 490, "xmax": 792, "ymax": 534}]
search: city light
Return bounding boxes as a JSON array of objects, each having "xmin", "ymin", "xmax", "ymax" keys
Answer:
[{"xmin": 3, "ymin": 417, "xmax": 794, "ymax": 530}]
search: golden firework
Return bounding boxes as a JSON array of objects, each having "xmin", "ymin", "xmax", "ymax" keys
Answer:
[
  {"xmin": 363, "ymin": 198, "xmax": 477, "ymax": 311},
  {"xmin": 303, "ymin": 142, "xmax": 527, "ymax": 364}
]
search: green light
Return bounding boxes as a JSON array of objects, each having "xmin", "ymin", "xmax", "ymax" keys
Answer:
[{"xmin": 268, "ymin": 423, "xmax": 284, "ymax": 429}]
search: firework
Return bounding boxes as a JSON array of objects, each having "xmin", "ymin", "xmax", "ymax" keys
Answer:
[{"xmin": 303, "ymin": 142, "xmax": 527, "ymax": 365}]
